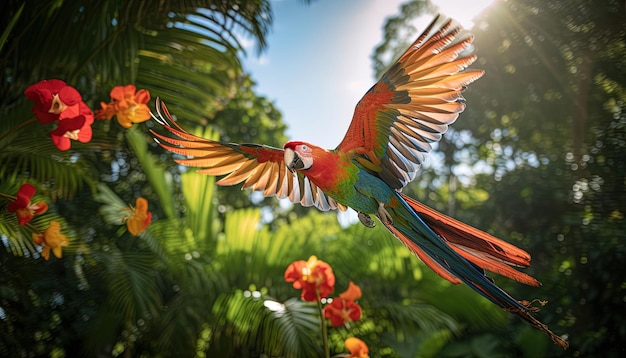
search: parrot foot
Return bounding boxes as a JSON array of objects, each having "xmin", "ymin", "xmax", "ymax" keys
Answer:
[
  {"xmin": 376, "ymin": 202, "xmax": 393, "ymax": 225},
  {"xmin": 358, "ymin": 212, "xmax": 376, "ymax": 228}
]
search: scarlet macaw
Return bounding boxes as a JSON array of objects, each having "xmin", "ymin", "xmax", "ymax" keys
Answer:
[{"xmin": 151, "ymin": 16, "xmax": 568, "ymax": 348}]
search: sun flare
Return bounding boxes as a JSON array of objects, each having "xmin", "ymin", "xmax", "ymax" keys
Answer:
[{"xmin": 432, "ymin": 0, "xmax": 495, "ymax": 28}]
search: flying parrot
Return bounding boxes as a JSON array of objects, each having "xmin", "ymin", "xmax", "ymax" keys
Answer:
[{"xmin": 151, "ymin": 16, "xmax": 568, "ymax": 349}]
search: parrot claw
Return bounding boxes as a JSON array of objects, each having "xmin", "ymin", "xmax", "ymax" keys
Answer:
[
  {"xmin": 377, "ymin": 202, "xmax": 393, "ymax": 225},
  {"xmin": 358, "ymin": 212, "xmax": 376, "ymax": 228}
]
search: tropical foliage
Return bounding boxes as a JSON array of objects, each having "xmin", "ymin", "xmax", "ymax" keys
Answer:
[{"xmin": 1, "ymin": 0, "xmax": 624, "ymax": 357}]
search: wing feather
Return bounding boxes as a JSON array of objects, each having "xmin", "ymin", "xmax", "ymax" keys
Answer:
[
  {"xmin": 150, "ymin": 99, "xmax": 342, "ymax": 211},
  {"xmin": 336, "ymin": 16, "xmax": 483, "ymax": 190},
  {"xmin": 216, "ymin": 159, "xmax": 260, "ymax": 186}
]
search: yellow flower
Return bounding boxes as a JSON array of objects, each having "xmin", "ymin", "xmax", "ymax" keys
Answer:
[
  {"xmin": 345, "ymin": 337, "xmax": 369, "ymax": 358},
  {"xmin": 38, "ymin": 221, "xmax": 69, "ymax": 260},
  {"xmin": 123, "ymin": 197, "xmax": 152, "ymax": 236}
]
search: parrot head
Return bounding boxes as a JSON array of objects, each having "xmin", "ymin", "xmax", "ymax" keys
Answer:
[{"xmin": 283, "ymin": 141, "xmax": 314, "ymax": 171}]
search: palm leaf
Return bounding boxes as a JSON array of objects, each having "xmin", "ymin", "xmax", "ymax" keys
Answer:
[
  {"xmin": 373, "ymin": 300, "xmax": 459, "ymax": 340},
  {"xmin": 0, "ymin": 127, "xmax": 97, "ymax": 199},
  {"xmin": 0, "ymin": 2, "xmax": 23, "ymax": 53},
  {"xmin": 2, "ymin": 0, "xmax": 272, "ymax": 124},
  {"xmin": 103, "ymin": 247, "xmax": 164, "ymax": 322},
  {"xmin": 124, "ymin": 126, "xmax": 177, "ymax": 218},
  {"xmin": 210, "ymin": 291, "xmax": 322, "ymax": 357},
  {"xmin": 180, "ymin": 127, "xmax": 218, "ymax": 241},
  {"xmin": 0, "ymin": 221, "xmax": 37, "ymax": 257},
  {"xmin": 144, "ymin": 256, "xmax": 225, "ymax": 356},
  {"xmin": 273, "ymin": 297, "xmax": 323, "ymax": 358},
  {"xmin": 218, "ymin": 208, "xmax": 262, "ymax": 255},
  {"xmin": 137, "ymin": 23, "xmax": 240, "ymax": 123}
]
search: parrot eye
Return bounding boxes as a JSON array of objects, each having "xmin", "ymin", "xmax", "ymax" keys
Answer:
[{"xmin": 300, "ymin": 145, "xmax": 309, "ymax": 151}]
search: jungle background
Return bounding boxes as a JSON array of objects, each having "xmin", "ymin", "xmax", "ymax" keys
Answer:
[{"xmin": 1, "ymin": 0, "xmax": 624, "ymax": 357}]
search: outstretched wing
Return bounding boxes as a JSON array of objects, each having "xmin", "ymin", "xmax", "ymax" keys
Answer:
[
  {"xmin": 150, "ymin": 99, "xmax": 344, "ymax": 211},
  {"xmin": 336, "ymin": 16, "xmax": 484, "ymax": 189}
]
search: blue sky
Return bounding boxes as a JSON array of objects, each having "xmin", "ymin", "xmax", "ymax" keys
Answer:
[
  {"xmin": 242, "ymin": 0, "xmax": 405, "ymax": 148},
  {"xmin": 241, "ymin": 0, "xmax": 493, "ymax": 149}
]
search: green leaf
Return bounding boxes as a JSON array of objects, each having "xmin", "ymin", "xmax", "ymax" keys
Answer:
[{"xmin": 0, "ymin": 2, "xmax": 24, "ymax": 53}]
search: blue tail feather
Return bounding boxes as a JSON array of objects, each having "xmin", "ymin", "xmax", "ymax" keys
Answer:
[
  {"xmin": 385, "ymin": 192, "xmax": 568, "ymax": 349},
  {"xmin": 389, "ymin": 192, "xmax": 526, "ymax": 311}
]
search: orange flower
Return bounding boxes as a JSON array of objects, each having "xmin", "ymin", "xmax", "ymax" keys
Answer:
[
  {"xmin": 284, "ymin": 256, "xmax": 335, "ymax": 301},
  {"xmin": 97, "ymin": 85, "xmax": 151, "ymax": 128},
  {"xmin": 345, "ymin": 337, "xmax": 369, "ymax": 358},
  {"xmin": 35, "ymin": 221, "xmax": 69, "ymax": 260},
  {"xmin": 122, "ymin": 197, "xmax": 152, "ymax": 235},
  {"xmin": 6, "ymin": 184, "xmax": 48, "ymax": 225},
  {"xmin": 323, "ymin": 281, "xmax": 362, "ymax": 327}
]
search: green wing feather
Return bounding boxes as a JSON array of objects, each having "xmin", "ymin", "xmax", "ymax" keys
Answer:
[{"xmin": 336, "ymin": 16, "xmax": 484, "ymax": 189}]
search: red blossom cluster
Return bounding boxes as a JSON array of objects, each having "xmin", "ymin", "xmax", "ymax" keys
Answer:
[
  {"xmin": 284, "ymin": 255, "xmax": 335, "ymax": 301},
  {"xmin": 323, "ymin": 281, "xmax": 362, "ymax": 327},
  {"xmin": 2, "ymin": 81, "xmax": 155, "ymax": 260},
  {"xmin": 24, "ymin": 79, "xmax": 94, "ymax": 151},
  {"xmin": 284, "ymin": 255, "xmax": 368, "ymax": 357},
  {"xmin": 23, "ymin": 80, "xmax": 152, "ymax": 150},
  {"xmin": 1, "ymin": 184, "xmax": 68, "ymax": 260},
  {"xmin": 1, "ymin": 183, "xmax": 153, "ymax": 259}
]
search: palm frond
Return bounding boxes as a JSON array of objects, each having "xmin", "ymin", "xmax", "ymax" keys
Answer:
[
  {"xmin": 273, "ymin": 297, "xmax": 323, "ymax": 358},
  {"xmin": 218, "ymin": 208, "xmax": 262, "ymax": 255},
  {"xmin": 0, "ymin": 128, "xmax": 97, "ymax": 199},
  {"xmin": 2, "ymin": 0, "xmax": 272, "ymax": 123},
  {"xmin": 103, "ymin": 247, "xmax": 164, "ymax": 322},
  {"xmin": 180, "ymin": 127, "xmax": 218, "ymax": 241},
  {"xmin": 210, "ymin": 292, "xmax": 322, "ymax": 357},
  {"xmin": 124, "ymin": 126, "xmax": 177, "ymax": 218},
  {"xmin": 141, "ymin": 217, "xmax": 198, "ymax": 260},
  {"xmin": 0, "ymin": 2, "xmax": 23, "ymax": 53},
  {"xmin": 144, "ymin": 257, "xmax": 224, "ymax": 356},
  {"xmin": 373, "ymin": 300, "xmax": 459, "ymax": 340},
  {"xmin": 137, "ymin": 24, "xmax": 240, "ymax": 123},
  {"xmin": 0, "ymin": 222, "xmax": 37, "ymax": 257},
  {"xmin": 94, "ymin": 183, "xmax": 131, "ymax": 225}
]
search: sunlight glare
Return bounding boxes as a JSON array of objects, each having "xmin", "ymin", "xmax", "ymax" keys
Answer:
[{"xmin": 432, "ymin": 0, "xmax": 495, "ymax": 28}]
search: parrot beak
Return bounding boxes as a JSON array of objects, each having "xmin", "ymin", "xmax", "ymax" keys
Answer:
[{"xmin": 284, "ymin": 148, "xmax": 305, "ymax": 171}]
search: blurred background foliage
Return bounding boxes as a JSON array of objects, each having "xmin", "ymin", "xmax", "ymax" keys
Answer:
[{"xmin": 0, "ymin": 0, "xmax": 624, "ymax": 357}]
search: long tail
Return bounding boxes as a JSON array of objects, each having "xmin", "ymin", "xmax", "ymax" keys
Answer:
[{"xmin": 383, "ymin": 192, "xmax": 568, "ymax": 349}]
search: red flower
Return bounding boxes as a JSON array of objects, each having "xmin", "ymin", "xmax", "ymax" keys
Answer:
[
  {"xmin": 24, "ymin": 79, "xmax": 79, "ymax": 124},
  {"xmin": 122, "ymin": 197, "xmax": 152, "ymax": 236},
  {"xmin": 284, "ymin": 256, "xmax": 335, "ymax": 301},
  {"xmin": 6, "ymin": 184, "xmax": 48, "ymax": 225},
  {"xmin": 49, "ymin": 101, "xmax": 94, "ymax": 151},
  {"xmin": 97, "ymin": 85, "xmax": 151, "ymax": 128},
  {"xmin": 24, "ymin": 79, "xmax": 94, "ymax": 150},
  {"xmin": 323, "ymin": 281, "xmax": 362, "ymax": 327},
  {"xmin": 344, "ymin": 337, "xmax": 369, "ymax": 358}
]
